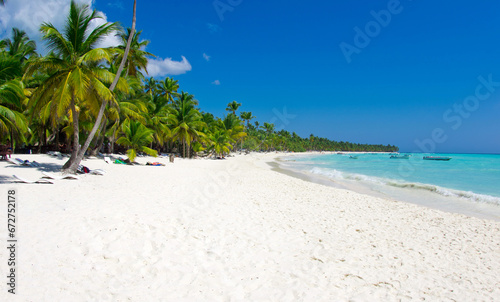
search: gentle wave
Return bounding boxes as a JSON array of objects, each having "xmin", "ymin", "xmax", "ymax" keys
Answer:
[{"xmin": 309, "ymin": 167, "xmax": 500, "ymax": 206}]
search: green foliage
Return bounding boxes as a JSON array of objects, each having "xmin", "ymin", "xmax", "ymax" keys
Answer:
[
  {"xmin": 3, "ymin": 3, "xmax": 399, "ymax": 158},
  {"xmin": 116, "ymin": 119, "xmax": 157, "ymax": 162}
]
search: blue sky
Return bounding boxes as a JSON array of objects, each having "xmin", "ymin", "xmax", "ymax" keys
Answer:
[{"xmin": 2, "ymin": 0, "xmax": 500, "ymax": 153}]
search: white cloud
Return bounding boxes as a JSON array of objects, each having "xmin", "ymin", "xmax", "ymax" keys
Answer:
[
  {"xmin": 147, "ymin": 56, "xmax": 192, "ymax": 77},
  {"xmin": 203, "ymin": 53, "xmax": 210, "ymax": 61},
  {"xmin": 212, "ymin": 80, "xmax": 221, "ymax": 85},
  {"xmin": 0, "ymin": 0, "xmax": 120, "ymax": 53}
]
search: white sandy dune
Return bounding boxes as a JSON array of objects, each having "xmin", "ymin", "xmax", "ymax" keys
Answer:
[{"xmin": 0, "ymin": 153, "xmax": 499, "ymax": 301}]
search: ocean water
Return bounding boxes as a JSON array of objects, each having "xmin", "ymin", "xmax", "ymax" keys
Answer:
[{"xmin": 279, "ymin": 153, "xmax": 500, "ymax": 220}]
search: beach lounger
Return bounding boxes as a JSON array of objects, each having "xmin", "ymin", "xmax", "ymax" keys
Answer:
[
  {"xmin": 13, "ymin": 175, "xmax": 53, "ymax": 184},
  {"xmin": 7, "ymin": 158, "xmax": 20, "ymax": 165},
  {"xmin": 14, "ymin": 158, "xmax": 41, "ymax": 167},
  {"xmin": 41, "ymin": 172, "xmax": 80, "ymax": 180}
]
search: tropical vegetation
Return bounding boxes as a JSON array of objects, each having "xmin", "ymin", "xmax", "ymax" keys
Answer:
[{"xmin": 0, "ymin": 0, "xmax": 398, "ymax": 173}]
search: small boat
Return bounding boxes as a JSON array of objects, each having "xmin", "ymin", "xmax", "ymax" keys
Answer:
[
  {"xmin": 349, "ymin": 155, "xmax": 359, "ymax": 159},
  {"xmin": 390, "ymin": 154, "xmax": 410, "ymax": 159},
  {"xmin": 423, "ymin": 156, "xmax": 452, "ymax": 161}
]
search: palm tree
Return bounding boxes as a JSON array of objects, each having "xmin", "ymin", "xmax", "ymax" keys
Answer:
[
  {"xmin": 144, "ymin": 77, "xmax": 158, "ymax": 95},
  {"xmin": 208, "ymin": 130, "xmax": 232, "ymax": 158},
  {"xmin": 114, "ymin": 28, "xmax": 153, "ymax": 78},
  {"xmin": 116, "ymin": 120, "xmax": 158, "ymax": 162},
  {"xmin": 226, "ymin": 100, "xmax": 241, "ymax": 115},
  {"xmin": 240, "ymin": 111, "xmax": 254, "ymax": 128},
  {"xmin": 168, "ymin": 92, "xmax": 206, "ymax": 158},
  {"xmin": 262, "ymin": 122, "xmax": 275, "ymax": 135},
  {"xmin": 221, "ymin": 113, "xmax": 246, "ymax": 150},
  {"xmin": 24, "ymin": 1, "xmax": 128, "ymax": 172},
  {"xmin": 1, "ymin": 28, "xmax": 37, "ymax": 64},
  {"xmin": 145, "ymin": 92, "xmax": 171, "ymax": 148},
  {"xmin": 158, "ymin": 77, "xmax": 179, "ymax": 104},
  {"xmin": 0, "ymin": 52, "xmax": 28, "ymax": 149}
]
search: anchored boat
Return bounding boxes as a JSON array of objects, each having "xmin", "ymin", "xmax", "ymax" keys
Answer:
[
  {"xmin": 423, "ymin": 156, "xmax": 452, "ymax": 161},
  {"xmin": 390, "ymin": 154, "xmax": 410, "ymax": 159}
]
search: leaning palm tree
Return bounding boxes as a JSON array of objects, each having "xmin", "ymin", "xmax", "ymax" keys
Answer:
[
  {"xmin": 116, "ymin": 119, "xmax": 158, "ymax": 162},
  {"xmin": 226, "ymin": 100, "xmax": 241, "ymax": 115},
  {"xmin": 113, "ymin": 28, "xmax": 153, "ymax": 78},
  {"xmin": 24, "ymin": 1, "xmax": 127, "ymax": 172}
]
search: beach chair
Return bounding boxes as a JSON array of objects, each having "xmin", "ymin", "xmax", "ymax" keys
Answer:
[
  {"xmin": 12, "ymin": 175, "xmax": 53, "ymax": 184},
  {"xmin": 7, "ymin": 158, "xmax": 20, "ymax": 165},
  {"xmin": 15, "ymin": 158, "xmax": 41, "ymax": 167},
  {"xmin": 41, "ymin": 172, "xmax": 80, "ymax": 180}
]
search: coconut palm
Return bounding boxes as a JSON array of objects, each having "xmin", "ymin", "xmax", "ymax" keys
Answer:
[
  {"xmin": 145, "ymin": 92, "xmax": 171, "ymax": 148},
  {"xmin": 221, "ymin": 113, "xmax": 246, "ymax": 147},
  {"xmin": 240, "ymin": 111, "xmax": 254, "ymax": 128},
  {"xmin": 208, "ymin": 130, "xmax": 232, "ymax": 157},
  {"xmin": 113, "ymin": 28, "xmax": 153, "ymax": 78},
  {"xmin": 1, "ymin": 28, "xmax": 37, "ymax": 64},
  {"xmin": 226, "ymin": 100, "xmax": 241, "ymax": 115},
  {"xmin": 158, "ymin": 77, "xmax": 179, "ymax": 104},
  {"xmin": 168, "ymin": 91, "xmax": 206, "ymax": 158},
  {"xmin": 0, "ymin": 53, "xmax": 28, "ymax": 147},
  {"xmin": 116, "ymin": 119, "xmax": 158, "ymax": 162},
  {"xmin": 262, "ymin": 122, "xmax": 275, "ymax": 135},
  {"xmin": 144, "ymin": 77, "xmax": 158, "ymax": 95},
  {"xmin": 24, "ymin": 0, "xmax": 123, "ymax": 171}
]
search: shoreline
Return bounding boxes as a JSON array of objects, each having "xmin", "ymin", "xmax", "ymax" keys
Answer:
[
  {"xmin": 273, "ymin": 152, "xmax": 500, "ymax": 221},
  {"xmin": 0, "ymin": 153, "xmax": 499, "ymax": 300}
]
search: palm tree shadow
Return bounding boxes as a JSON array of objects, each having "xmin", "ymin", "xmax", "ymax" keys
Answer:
[{"xmin": 2, "ymin": 162, "xmax": 63, "ymax": 173}]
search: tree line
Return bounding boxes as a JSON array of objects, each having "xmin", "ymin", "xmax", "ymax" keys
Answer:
[{"xmin": 0, "ymin": 1, "xmax": 398, "ymax": 172}]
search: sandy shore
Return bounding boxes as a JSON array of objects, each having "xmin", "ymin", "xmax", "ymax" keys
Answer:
[{"xmin": 0, "ymin": 153, "xmax": 499, "ymax": 301}]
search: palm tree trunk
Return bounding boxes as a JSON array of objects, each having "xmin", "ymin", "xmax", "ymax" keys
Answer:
[
  {"xmin": 90, "ymin": 116, "xmax": 107, "ymax": 155},
  {"xmin": 55, "ymin": 126, "xmax": 60, "ymax": 151},
  {"xmin": 182, "ymin": 139, "xmax": 186, "ymax": 158},
  {"xmin": 63, "ymin": 96, "xmax": 80, "ymax": 169},
  {"xmin": 65, "ymin": 0, "xmax": 137, "ymax": 173}
]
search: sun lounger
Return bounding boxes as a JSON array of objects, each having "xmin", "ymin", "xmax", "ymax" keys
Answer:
[
  {"xmin": 7, "ymin": 158, "xmax": 20, "ymax": 165},
  {"xmin": 12, "ymin": 158, "xmax": 41, "ymax": 167},
  {"xmin": 41, "ymin": 172, "xmax": 80, "ymax": 180},
  {"xmin": 13, "ymin": 175, "xmax": 53, "ymax": 184}
]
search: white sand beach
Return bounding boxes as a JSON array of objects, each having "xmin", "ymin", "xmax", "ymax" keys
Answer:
[{"xmin": 1, "ymin": 153, "xmax": 499, "ymax": 301}]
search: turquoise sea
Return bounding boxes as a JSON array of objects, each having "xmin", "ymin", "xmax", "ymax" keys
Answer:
[{"xmin": 279, "ymin": 153, "xmax": 500, "ymax": 220}]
